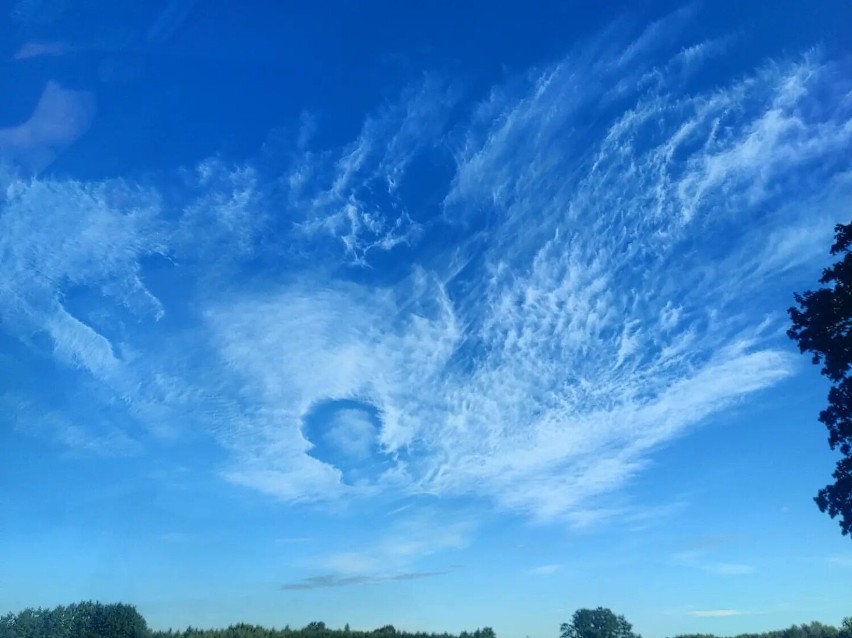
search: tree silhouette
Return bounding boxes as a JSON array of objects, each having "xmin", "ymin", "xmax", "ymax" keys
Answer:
[
  {"xmin": 560, "ymin": 608, "xmax": 639, "ymax": 638},
  {"xmin": 788, "ymin": 222, "xmax": 852, "ymax": 536}
]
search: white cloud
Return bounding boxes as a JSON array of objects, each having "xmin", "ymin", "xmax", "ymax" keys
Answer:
[
  {"xmin": 687, "ymin": 610, "xmax": 743, "ymax": 618},
  {"xmin": 282, "ymin": 570, "xmax": 451, "ymax": 590},
  {"xmin": 146, "ymin": 0, "xmax": 202, "ymax": 43},
  {"xmin": 826, "ymin": 554, "xmax": 852, "ymax": 567},
  {"xmin": 0, "ymin": 173, "xmax": 163, "ymax": 388},
  {"xmin": 528, "ymin": 564, "xmax": 561, "ymax": 576},
  {"xmin": 2, "ymin": 393, "xmax": 142, "ymax": 457},
  {"xmin": 204, "ymin": 271, "xmax": 460, "ymax": 500},
  {"xmin": 3, "ymin": 9, "xmax": 852, "ymax": 530},
  {"xmin": 190, "ymin": 15, "xmax": 852, "ymax": 522},
  {"xmin": 175, "ymin": 158, "xmax": 265, "ymax": 258},
  {"xmin": 13, "ymin": 41, "xmax": 69, "ymax": 59},
  {"xmin": 0, "ymin": 159, "xmax": 270, "ymax": 447},
  {"xmin": 705, "ymin": 563, "xmax": 756, "ymax": 576},
  {"xmin": 289, "ymin": 76, "xmax": 458, "ymax": 265},
  {"xmin": 325, "ymin": 409, "xmax": 378, "ymax": 460},
  {"xmin": 313, "ymin": 510, "xmax": 474, "ymax": 576},
  {"xmin": 674, "ymin": 550, "xmax": 755, "ymax": 576},
  {"xmin": 673, "ymin": 35, "xmax": 736, "ymax": 70},
  {"xmin": 0, "ymin": 81, "xmax": 96, "ymax": 173}
]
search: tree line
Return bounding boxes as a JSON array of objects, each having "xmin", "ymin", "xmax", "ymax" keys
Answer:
[
  {"xmin": 0, "ymin": 603, "xmax": 495, "ymax": 638},
  {"xmin": 1, "ymin": 603, "xmax": 850, "ymax": 638},
  {"xmin": 153, "ymin": 621, "xmax": 497, "ymax": 638},
  {"xmin": 672, "ymin": 619, "xmax": 852, "ymax": 638},
  {"xmin": 560, "ymin": 609, "xmax": 851, "ymax": 638}
]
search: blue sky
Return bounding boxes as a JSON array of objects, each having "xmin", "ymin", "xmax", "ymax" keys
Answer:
[{"xmin": 1, "ymin": 1, "xmax": 852, "ymax": 636}]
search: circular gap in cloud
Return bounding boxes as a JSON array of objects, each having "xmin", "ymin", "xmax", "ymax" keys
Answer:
[{"xmin": 301, "ymin": 399, "xmax": 392, "ymax": 486}]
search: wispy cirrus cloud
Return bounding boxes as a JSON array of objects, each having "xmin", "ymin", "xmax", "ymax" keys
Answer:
[
  {"xmin": 0, "ymin": 81, "xmax": 96, "ymax": 173},
  {"xmin": 324, "ymin": 409, "xmax": 381, "ymax": 461},
  {"xmin": 290, "ymin": 76, "xmax": 458, "ymax": 265},
  {"xmin": 13, "ymin": 41, "xmax": 70, "ymax": 59},
  {"xmin": 687, "ymin": 610, "xmax": 744, "ymax": 618},
  {"xmin": 2, "ymin": 393, "xmax": 143, "ymax": 457},
  {"xmin": 0, "ymin": 159, "xmax": 266, "ymax": 446},
  {"xmin": 826, "ymin": 554, "xmax": 852, "ymax": 568},
  {"xmin": 311, "ymin": 510, "xmax": 474, "ymax": 577},
  {"xmin": 282, "ymin": 570, "xmax": 451, "ymax": 591},
  {"xmin": 2, "ymin": 9, "xmax": 851, "ymax": 535},
  {"xmin": 673, "ymin": 550, "xmax": 755, "ymax": 576},
  {"xmin": 528, "ymin": 564, "xmax": 561, "ymax": 576},
  {"xmin": 0, "ymin": 171, "xmax": 163, "ymax": 392}
]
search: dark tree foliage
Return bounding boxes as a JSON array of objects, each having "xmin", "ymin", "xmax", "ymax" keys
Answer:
[
  {"xmin": 559, "ymin": 608, "xmax": 639, "ymax": 638},
  {"xmin": 0, "ymin": 606, "xmax": 494, "ymax": 638},
  {"xmin": 150, "ymin": 619, "xmax": 494, "ymax": 638},
  {"xmin": 672, "ymin": 620, "xmax": 844, "ymax": 638},
  {"xmin": 0, "ymin": 602, "xmax": 848, "ymax": 638},
  {"xmin": 0, "ymin": 602, "xmax": 149, "ymax": 638},
  {"xmin": 788, "ymin": 222, "xmax": 852, "ymax": 536}
]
